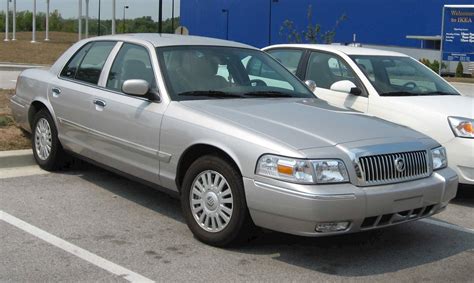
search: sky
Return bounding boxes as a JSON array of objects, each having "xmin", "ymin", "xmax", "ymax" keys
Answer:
[{"xmin": 1, "ymin": 0, "xmax": 180, "ymax": 20}]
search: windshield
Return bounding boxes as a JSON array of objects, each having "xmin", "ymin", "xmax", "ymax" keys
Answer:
[
  {"xmin": 350, "ymin": 55, "xmax": 460, "ymax": 96},
  {"xmin": 156, "ymin": 46, "xmax": 314, "ymax": 100}
]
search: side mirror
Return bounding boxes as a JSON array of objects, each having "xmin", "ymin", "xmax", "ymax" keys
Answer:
[
  {"xmin": 304, "ymin": 80, "xmax": 317, "ymax": 92},
  {"xmin": 330, "ymin": 80, "xmax": 362, "ymax": 95},
  {"xmin": 122, "ymin": 79, "xmax": 150, "ymax": 97}
]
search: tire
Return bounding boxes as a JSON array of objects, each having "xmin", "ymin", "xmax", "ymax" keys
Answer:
[
  {"xmin": 181, "ymin": 155, "xmax": 255, "ymax": 247},
  {"xmin": 31, "ymin": 109, "xmax": 68, "ymax": 171}
]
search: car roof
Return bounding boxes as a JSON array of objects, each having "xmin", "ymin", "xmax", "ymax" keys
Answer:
[
  {"xmin": 88, "ymin": 33, "xmax": 257, "ymax": 49},
  {"xmin": 264, "ymin": 44, "xmax": 409, "ymax": 57}
]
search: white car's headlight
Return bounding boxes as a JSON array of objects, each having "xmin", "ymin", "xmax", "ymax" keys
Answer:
[
  {"xmin": 448, "ymin": 116, "xmax": 474, "ymax": 138},
  {"xmin": 256, "ymin": 154, "xmax": 349, "ymax": 184},
  {"xmin": 431, "ymin": 147, "xmax": 447, "ymax": 170}
]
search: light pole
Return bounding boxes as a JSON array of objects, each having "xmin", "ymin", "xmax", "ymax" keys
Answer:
[
  {"xmin": 111, "ymin": 0, "xmax": 116, "ymax": 34},
  {"xmin": 171, "ymin": 0, "xmax": 175, "ymax": 31},
  {"xmin": 12, "ymin": 0, "xmax": 16, "ymax": 40},
  {"xmin": 45, "ymin": 0, "xmax": 50, "ymax": 41},
  {"xmin": 122, "ymin": 5, "xmax": 129, "ymax": 33},
  {"xmin": 222, "ymin": 9, "xmax": 229, "ymax": 40},
  {"xmin": 268, "ymin": 0, "xmax": 278, "ymax": 45},
  {"xmin": 158, "ymin": 0, "xmax": 163, "ymax": 33},
  {"xmin": 85, "ymin": 0, "xmax": 89, "ymax": 38},
  {"xmin": 78, "ymin": 0, "xmax": 82, "ymax": 40},
  {"xmin": 4, "ymin": 0, "xmax": 9, "ymax": 42},
  {"xmin": 31, "ymin": 0, "xmax": 36, "ymax": 43},
  {"xmin": 97, "ymin": 0, "xmax": 101, "ymax": 35}
]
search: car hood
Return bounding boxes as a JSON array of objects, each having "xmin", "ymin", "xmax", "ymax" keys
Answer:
[
  {"xmin": 180, "ymin": 98, "xmax": 426, "ymax": 150},
  {"xmin": 382, "ymin": 95, "xmax": 474, "ymax": 118}
]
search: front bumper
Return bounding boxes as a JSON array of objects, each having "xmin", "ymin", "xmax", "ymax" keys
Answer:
[
  {"xmin": 244, "ymin": 167, "xmax": 458, "ymax": 236},
  {"xmin": 443, "ymin": 137, "xmax": 474, "ymax": 185}
]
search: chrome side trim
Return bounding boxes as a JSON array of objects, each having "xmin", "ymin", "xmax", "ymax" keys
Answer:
[
  {"xmin": 253, "ymin": 181, "xmax": 356, "ymax": 200},
  {"xmin": 57, "ymin": 117, "xmax": 159, "ymax": 156},
  {"xmin": 158, "ymin": 151, "xmax": 172, "ymax": 163},
  {"xmin": 10, "ymin": 98, "xmax": 25, "ymax": 108}
]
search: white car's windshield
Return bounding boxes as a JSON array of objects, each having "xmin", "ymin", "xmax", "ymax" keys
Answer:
[
  {"xmin": 350, "ymin": 55, "xmax": 460, "ymax": 96},
  {"xmin": 156, "ymin": 46, "xmax": 314, "ymax": 101}
]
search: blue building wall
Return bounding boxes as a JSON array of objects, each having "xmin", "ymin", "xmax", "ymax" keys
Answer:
[{"xmin": 181, "ymin": 0, "xmax": 473, "ymax": 48}]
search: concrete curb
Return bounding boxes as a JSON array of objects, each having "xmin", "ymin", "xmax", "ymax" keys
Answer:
[
  {"xmin": 0, "ymin": 149, "xmax": 35, "ymax": 169},
  {"xmin": 0, "ymin": 149, "xmax": 49, "ymax": 179},
  {"xmin": 0, "ymin": 63, "xmax": 50, "ymax": 71}
]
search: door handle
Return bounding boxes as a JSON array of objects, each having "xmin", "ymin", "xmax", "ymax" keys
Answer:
[
  {"xmin": 93, "ymin": 99, "xmax": 107, "ymax": 108},
  {"xmin": 51, "ymin": 87, "xmax": 61, "ymax": 97}
]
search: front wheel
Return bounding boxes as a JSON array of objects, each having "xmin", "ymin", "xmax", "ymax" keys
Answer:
[{"xmin": 181, "ymin": 155, "xmax": 254, "ymax": 247}]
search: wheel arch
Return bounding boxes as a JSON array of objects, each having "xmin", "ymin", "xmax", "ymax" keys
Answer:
[
  {"xmin": 28, "ymin": 97, "xmax": 58, "ymax": 130},
  {"xmin": 175, "ymin": 143, "xmax": 243, "ymax": 193}
]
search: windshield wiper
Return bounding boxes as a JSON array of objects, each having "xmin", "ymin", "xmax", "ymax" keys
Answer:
[
  {"xmin": 379, "ymin": 91, "xmax": 421, "ymax": 96},
  {"xmin": 423, "ymin": 91, "xmax": 459, "ymax": 96},
  {"xmin": 380, "ymin": 91, "xmax": 460, "ymax": 96},
  {"xmin": 243, "ymin": 91, "xmax": 293, "ymax": 98},
  {"xmin": 177, "ymin": 91, "xmax": 243, "ymax": 98}
]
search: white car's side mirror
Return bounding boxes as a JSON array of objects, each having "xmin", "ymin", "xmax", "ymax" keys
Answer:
[
  {"xmin": 304, "ymin": 80, "xmax": 317, "ymax": 92},
  {"xmin": 330, "ymin": 80, "xmax": 362, "ymax": 95}
]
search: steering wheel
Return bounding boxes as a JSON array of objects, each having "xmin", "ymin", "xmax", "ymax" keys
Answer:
[
  {"xmin": 403, "ymin": 81, "xmax": 418, "ymax": 90},
  {"xmin": 249, "ymin": 79, "xmax": 267, "ymax": 87}
]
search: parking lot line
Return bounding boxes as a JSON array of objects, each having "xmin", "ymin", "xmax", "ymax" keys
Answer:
[{"xmin": 0, "ymin": 210, "xmax": 155, "ymax": 283}]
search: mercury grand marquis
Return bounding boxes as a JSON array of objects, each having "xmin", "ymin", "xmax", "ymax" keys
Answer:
[{"xmin": 10, "ymin": 34, "xmax": 458, "ymax": 247}]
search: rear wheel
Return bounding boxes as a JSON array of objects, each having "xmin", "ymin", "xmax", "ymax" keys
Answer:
[
  {"xmin": 181, "ymin": 155, "xmax": 254, "ymax": 247},
  {"xmin": 32, "ymin": 109, "xmax": 68, "ymax": 171}
]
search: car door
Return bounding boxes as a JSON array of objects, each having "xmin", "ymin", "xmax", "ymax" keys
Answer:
[
  {"xmin": 49, "ymin": 41, "xmax": 118, "ymax": 157},
  {"xmin": 303, "ymin": 51, "xmax": 369, "ymax": 112},
  {"xmin": 85, "ymin": 42, "xmax": 166, "ymax": 184}
]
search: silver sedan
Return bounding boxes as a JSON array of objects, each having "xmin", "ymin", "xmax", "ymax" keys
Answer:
[{"xmin": 10, "ymin": 34, "xmax": 458, "ymax": 247}]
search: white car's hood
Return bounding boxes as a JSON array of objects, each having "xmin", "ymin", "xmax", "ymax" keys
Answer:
[{"xmin": 383, "ymin": 95, "xmax": 474, "ymax": 118}]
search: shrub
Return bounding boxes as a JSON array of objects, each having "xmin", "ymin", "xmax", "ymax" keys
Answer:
[
  {"xmin": 456, "ymin": 61, "xmax": 464, "ymax": 77},
  {"xmin": 419, "ymin": 58, "xmax": 446, "ymax": 73},
  {"xmin": 0, "ymin": 115, "xmax": 14, "ymax": 127}
]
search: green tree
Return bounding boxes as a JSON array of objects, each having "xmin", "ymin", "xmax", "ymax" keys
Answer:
[
  {"xmin": 49, "ymin": 10, "xmax": 62, "ymax": 31},
  {"xmin": 0, "ymin": 9, "xmax": 179, "ymax": 36},
  {"xmin": 280, "ymin": 5, "xmax": 347, "ymax": 44},
  {"xmin": 456, "ymin": 61, "xmax": 464, "ymax": 77},
  {"xmin": 0, "ymin": 11, "xmax": 5, "ymax": 32}
]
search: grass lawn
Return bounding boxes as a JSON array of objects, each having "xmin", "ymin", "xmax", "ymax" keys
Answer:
[
  {"xmin": 0, "ymin": 89, "xmax": 31, "ymax": 151},
  {"xmin": 0, "ymin": 31, "xmax": 77, "ymax": 65},
  {"xmin": 444, "ymin": 77, "xmax": 474, "ymax": 84}
]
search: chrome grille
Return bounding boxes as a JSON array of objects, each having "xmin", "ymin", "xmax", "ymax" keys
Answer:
[{"xmin": 358, "ymin": 150, "xmax": 430, "ymax": 186}]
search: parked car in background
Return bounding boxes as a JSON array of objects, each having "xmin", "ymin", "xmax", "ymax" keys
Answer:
[
  {"xmin": 264, "ymin": 44, "xmax": 474, "ymax": 187},
  {"xmin": 10, "ymin": 35, "xmax": 458, "ymax": 247}
]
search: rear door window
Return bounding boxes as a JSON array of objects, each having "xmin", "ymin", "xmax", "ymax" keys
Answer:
[
  {"xmin": 60, "ymin": 42, "xmax": 93, "ymax": 79},
  {"xmin": 74, "ymin": 41, "xmax": 116, "ymax": 85}
]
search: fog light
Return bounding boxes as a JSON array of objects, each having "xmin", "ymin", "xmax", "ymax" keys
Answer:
[{"xmin": 315, "ymin": 221, "xmax": 350, "ymax": 233}]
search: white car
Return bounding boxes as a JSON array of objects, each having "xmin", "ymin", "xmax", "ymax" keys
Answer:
[{"xmin": 263, "ymin": 44, "xmax": 474, "ymax": 186}]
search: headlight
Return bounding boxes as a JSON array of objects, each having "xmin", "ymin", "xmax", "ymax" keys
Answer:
[
  {"xmin": 448, "ymin": 116, "xmax": 474, "ymax": 138},
  {"xmin": 431, "ymin": 147, "xmax": 447, "ymax": 170},
  {"xmin": 256, "ymin": 154, "xmax": 349, "ymax": 184},
  {"xmin": 312, "ymin": 160, "xmax": 350, "ymax": 183}
]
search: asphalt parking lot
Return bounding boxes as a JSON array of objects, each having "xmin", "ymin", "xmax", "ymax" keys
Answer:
[{"xmin": 0, "ymin": 151, "xmax": 473, "ymax": 282}]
